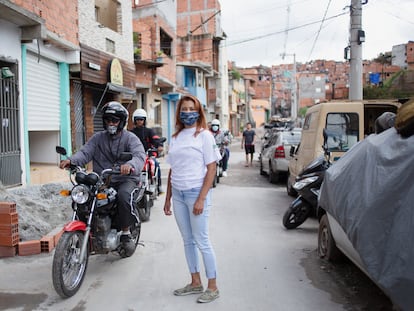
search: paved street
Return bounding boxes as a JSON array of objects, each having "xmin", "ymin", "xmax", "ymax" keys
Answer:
[{"xmin": 0, "ymin": 137, "xmax": 392, "ymax": 310}]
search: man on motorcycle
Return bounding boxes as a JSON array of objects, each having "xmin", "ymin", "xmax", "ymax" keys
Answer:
[
  {"xmin": 130, "ymin": 108, "xmax": 164, "ymax": 194},
  {"xmin": 59, "ymin": 101, "xmax": 146, "ymax": 254},
  {"xmin": 210, "ymin": 119, "xmax": 230, "ymax": 177}
]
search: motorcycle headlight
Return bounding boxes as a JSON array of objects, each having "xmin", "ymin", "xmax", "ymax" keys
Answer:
[
  {"xmin": 293, "ymin": 176, "xmax": 318, "ymax": 191},
  {"xmin": 71, "ymin": 185, "xmax": 90, "ymax": 204}
]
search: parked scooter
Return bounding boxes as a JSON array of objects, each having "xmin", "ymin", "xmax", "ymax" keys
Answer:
[{"xmin": 282, "ymin": 130, "xmax": 332, "ymax": 229}]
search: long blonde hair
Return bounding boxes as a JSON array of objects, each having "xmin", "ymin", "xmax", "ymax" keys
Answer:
[{"xmin": 172, "ymin": 95, "xmax": 207, "ymax": 138}]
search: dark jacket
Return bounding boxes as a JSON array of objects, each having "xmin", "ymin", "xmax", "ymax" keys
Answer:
[
  {"xmin": 68, "ymin": 130, "xmax": 145, "ymax": 182},
  {"xmin": 130, "ymin": 126, "xmax": 162, "ymax": 151}
]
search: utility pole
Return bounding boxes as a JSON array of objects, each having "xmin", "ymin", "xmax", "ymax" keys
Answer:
[{"xmin": 349, "ymin": 0, "xmax": 365, "ymax": 100}]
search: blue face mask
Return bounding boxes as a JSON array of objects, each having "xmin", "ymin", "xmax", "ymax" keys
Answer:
[{"xmin": 180, "ymin": 111, "xmax": 199, "ymax": 126}]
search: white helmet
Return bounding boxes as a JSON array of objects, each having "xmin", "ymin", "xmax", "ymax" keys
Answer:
[
  {"xmin": 132, "ymin": 108, "xmax": 147, "ymax": 122},
  {"xmin": 211, "ymin": 119, "xmax": 220, "ymax": 132},
  {"xmin": 211, "ymin": 119, "xmax": 220, "ymax": 126}
]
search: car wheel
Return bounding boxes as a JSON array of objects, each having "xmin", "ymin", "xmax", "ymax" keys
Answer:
[
  {"xmin": 318, "ymin": 214, "xmax": 342, "ymax": 262},
  {"xmin": 268, "ymin": 164, "xmax": 279, "ymax": 184},
  {"xmin": 286, "ymin": 171, "xmax": 297, "ymax": 197}
]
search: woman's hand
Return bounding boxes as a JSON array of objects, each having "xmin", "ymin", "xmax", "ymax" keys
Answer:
[
  {"xmin": 193, "ymin": 198, "xmax": 204, "ymax": 215},
  {"xmin": 164, "ymin": 200, "xmax": 172, "ymax": 216}
]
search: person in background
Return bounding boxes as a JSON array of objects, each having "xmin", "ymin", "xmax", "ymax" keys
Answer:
[
  {"xmin": 209, "ymin": 119, "xmax": 230, "ymax": 177},
  {"xmin": 131, "ymin": 108, "xmax": 164, "ymax": 194},
  {"xmin": 241, "ymin": 122, "xmax": 256, "ymax": 167},
  {"xmin": 59, "ymin": 101, "xmax": 146, "ymax": 256},
  {"xmin": 163, "ymin": 94, "xmax": 221, "ymax": 303},
  {"xmin": 223, "ymin": 128, "xmax": 233, "ymax": 169}
]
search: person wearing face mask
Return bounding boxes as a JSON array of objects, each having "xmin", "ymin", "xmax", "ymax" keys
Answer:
[
  {"xmin": 163, "ymin": 95, "xmax": 222, "ymax": 303},
  {"xmin": 131, "ymin": 108, "xmax": 165, "ymax": 194},
  {"xmin": 59, "ymin": 101, "xmax": 146, "ymax": 256},
  {"xmin": 209, "ymin": 119, "xmax": 230, "ymax": 177}
]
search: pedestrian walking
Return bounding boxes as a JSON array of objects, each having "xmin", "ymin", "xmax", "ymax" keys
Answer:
[
  {"xmin": 163, "ymin": 94, "xmax": 222, "ymax": 303},
  {"xmin": 241, "ymin": 122, "xmax": 256, "ymax": 166}
]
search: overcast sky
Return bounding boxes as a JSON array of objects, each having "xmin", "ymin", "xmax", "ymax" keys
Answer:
[{"xmin": 220, "ymin": 0, "xmax": 413, "ymax": 67}]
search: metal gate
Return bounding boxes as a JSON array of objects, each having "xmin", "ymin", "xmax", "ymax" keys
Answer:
[
  {"xmin": 73, "ymin": 81, "xmax": 85, "ymax": 151},
  {"xmin": 0, "ymin": 75, "xmax": 21, "ymax": 187}
]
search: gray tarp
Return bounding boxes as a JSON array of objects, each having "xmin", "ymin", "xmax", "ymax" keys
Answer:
[{"xmin": 319, "ymin": 127, "xmax": 414, "ymax": 311}]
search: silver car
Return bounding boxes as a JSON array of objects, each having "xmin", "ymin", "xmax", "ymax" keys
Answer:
[{"xmin": 259, "ymin": 129, "xmax": 302, "ymax": 183}]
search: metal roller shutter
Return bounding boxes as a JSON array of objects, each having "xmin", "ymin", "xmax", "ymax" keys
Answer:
[{"xmin": 26, "ymin": 52, "xmax": 60, "ymax": 131}]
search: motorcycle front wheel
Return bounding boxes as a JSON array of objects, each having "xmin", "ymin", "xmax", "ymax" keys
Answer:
[
  {"xmin": 52, "ymin": 231, "xmax": 89, "ymax": 298},
  {"xmin": 282, "ymin": 197, "xmax": 312, "ymax": 229}
]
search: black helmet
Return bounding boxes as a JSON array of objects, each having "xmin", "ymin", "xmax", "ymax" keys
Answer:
[
  {"xmin": 375, "ymin": 111, "xmax": 396, "ymax": 134},
  {"xmin": 102, "ymin": 101, "xmax": 128, "ymax": 133}
]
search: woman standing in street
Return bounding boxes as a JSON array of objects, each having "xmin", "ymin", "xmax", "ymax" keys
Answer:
[{"xmin": 163, "ymin": 94, "xmax": 222, "ymax": 303}]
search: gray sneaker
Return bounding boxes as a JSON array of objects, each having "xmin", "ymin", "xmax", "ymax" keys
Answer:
[
  {"xmin": 173, "ymin": 284, "xmax": 204, "ymax": 296},
  {"xmin": 197, "ymin": 289, "xmax": 220, "ymax": 303}
]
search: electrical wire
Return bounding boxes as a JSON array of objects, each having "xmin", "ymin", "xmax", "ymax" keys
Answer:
[
  {"xmin": 307, "ymin": 0, "xmax": 333, "ymax": 61},
  {"xmin": 226, "ymin": 11, "xmax": 348, "ymax": 47}
]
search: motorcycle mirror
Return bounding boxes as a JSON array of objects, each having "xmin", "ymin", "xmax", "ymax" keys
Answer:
[{"xmin": 56, "ymin": 146, "xmax": 67, "ymax": 156}]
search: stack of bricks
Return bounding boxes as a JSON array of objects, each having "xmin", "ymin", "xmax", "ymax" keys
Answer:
[
  {"xmin": 0, "ymin": 202, "xmax": 19, "ymax": 257},
  {"xmin": 0, "ymin": 201, "xmax": 65, "ymax": 257}
]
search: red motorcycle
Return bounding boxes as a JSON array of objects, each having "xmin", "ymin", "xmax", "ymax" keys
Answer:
[
  {"xmin": 52, "ymin": 146, "xmax": 143, "ymax": 298},
  {"xmin": 137, "ymin": 137, "xmax": 166, "ymax": 221}
]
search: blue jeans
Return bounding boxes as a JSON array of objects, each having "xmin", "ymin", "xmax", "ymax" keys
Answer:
[{"xmin": 172, "ymin": 187, "xmax": 217, "ymax": 279}]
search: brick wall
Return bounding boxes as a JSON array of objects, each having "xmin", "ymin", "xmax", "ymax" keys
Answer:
[
  {"xmin": 78, "ymin": 0, "xmax": 133, "ymax": 63},
  {"xmin": 177, "ymin": 0, "xmax": 220, "ymax": 36},
  {"xmin": 12, "ymin": 0, "xmax": 79, "ymax": 46},
  {"xmin": 133, "ymin": 15, "xmax": 176, "ymax": 87},
  {"xmin": 133, "ymin": 20, "xmax": 152, "ymax": 61}
]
